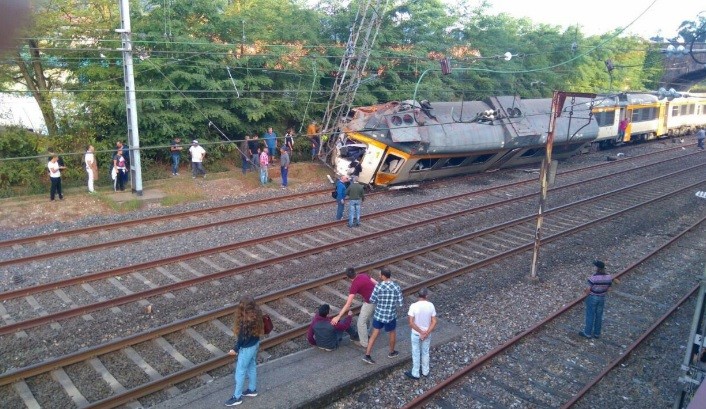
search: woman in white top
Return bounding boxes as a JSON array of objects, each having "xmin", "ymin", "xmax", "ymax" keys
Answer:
[{"xmin": 84, "ymin": 145, "xmax": 99, "ymax": 193}]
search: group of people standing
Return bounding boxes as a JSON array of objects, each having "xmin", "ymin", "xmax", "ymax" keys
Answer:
[
  {"xmin": 46, "ymin": 141, "xmax": 125, "ymax": 201},
  {"xmin": 224, "ymin": 267, "xmax": 438, "ymax": 406},
  {"xmin": 237, "ymin": 127, "xmax": 293, "ymax": 188},
  {"xmin": 335, "ymin": 174, "xmax": 365, "ymax": 227},
  {"xmin": 47, "ymin": 121, "xmax": 325, "ymax": 200},
  {"xmin": 306, "ymin": 266, "xmax": 437, "ymax": 380}
]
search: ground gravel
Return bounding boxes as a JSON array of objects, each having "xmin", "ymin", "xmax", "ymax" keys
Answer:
[{"xmin": 1, "ymin": 139, "xmax": 705, "ymax": 408}]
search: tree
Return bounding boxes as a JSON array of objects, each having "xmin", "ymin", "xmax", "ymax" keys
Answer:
[{"xmin": 1, "ymin": 0, "xmax": 117, "ymax": 136}]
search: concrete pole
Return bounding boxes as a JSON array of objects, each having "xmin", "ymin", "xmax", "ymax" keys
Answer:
[
  {"xmin": 529, "ymin": 91, "xmax": 596, "ymax": 279},
  {"xmin": 529, "ymin": 91, "xmax": 561, "ymax": 280},
  {"xmin": 117, "ymin": 0, "xmax": 143, "ymax": 195}
]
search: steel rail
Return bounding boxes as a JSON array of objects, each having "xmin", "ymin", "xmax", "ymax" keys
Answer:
[
  {"xmin": 2, "ymin": 171, "xmax": 702, "ymax": 392},
  {"xmin": 0, "ymin": 145, "xmax": 695, "ymax": 256},
  {"xmin": 560, "ymin": 284, "xmax": 699, "ymax": 408},
  {"xmin": 0, "ymin": 187, "xmax": 332, "ymax": 248},
  {"xmin": 0, "ymin": 166, "xmax": 703, "ymax": 336},
  {"xmin": 73, "ymin": 179, "xmax": 706, "ymax": 409},
  {"xmin": 1, "ymin": 148, "xmax": 685, "ymax": 267},
  {"xmin": 3, "ymin": 153, "xmax": 704, "ymax": 303},
  {"xmin": 401, "ymin": 214, "xmax": 706, "ymax": 409}
]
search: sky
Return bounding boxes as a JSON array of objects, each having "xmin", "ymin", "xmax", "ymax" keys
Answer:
[{"xmin": 485, "ymin": 0, "xmax": 704, "ymax": 39}]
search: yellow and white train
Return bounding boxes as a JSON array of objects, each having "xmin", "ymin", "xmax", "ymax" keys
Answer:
[{"xmin": 333, "ymin": 92, "xmax": 706, "ymax": 186}]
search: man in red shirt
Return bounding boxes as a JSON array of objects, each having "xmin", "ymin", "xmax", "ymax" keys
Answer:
[{"xmin": 331, "ymin": 267, "xmax": 377, "ymax": 348}]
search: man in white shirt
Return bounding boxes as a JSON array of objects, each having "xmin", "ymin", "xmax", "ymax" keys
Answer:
[
  {"xmin": 189, "ymin": 140, "xmax": 207, "ymax": 178},
  {"xmin": 405, "ymin": 287, "xmax": 437, "ymax": 380}
]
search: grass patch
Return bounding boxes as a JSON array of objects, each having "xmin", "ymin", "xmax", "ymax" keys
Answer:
[
  {"xmin": 94, "ymin": 194, "xmax": 145, "ymax": 212},
  {"xmin": 160, "ymin": 192, "xmax": 206, "ymax": 206}
]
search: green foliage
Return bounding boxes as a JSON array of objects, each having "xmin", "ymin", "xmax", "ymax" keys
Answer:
[{"xmin": 2, "ymin": 0, "xmax": 704, "ymax": 194}]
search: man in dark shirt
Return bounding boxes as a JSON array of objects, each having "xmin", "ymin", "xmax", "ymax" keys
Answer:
[
  {"xmin": 579, "ymin": 260, "xmax": 614, "ymax": 339},
  {"xmin": 248, "ymin": 134, "xmax": 259, "ymax": 171},
  {"xmin": 345, "ymin": 179, "xmax": 365, "ymax": 227},
  {"xmin": 307, "ymin": 304, "xmax": 358, "ymax": 351}
]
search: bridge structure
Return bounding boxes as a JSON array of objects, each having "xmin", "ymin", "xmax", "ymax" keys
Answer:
[{"xmin": 660, "ymin": 42, "xmax": 706, "ymax": 91}]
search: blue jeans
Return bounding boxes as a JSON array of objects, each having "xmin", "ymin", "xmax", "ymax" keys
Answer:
[
  {"xmin": 251, "ymin": 154, "xmax": 259, "ymax": 170},
  {"xmin": 241, "ymin": 155, "xmax": 249, "ymax": 174},
  {"xmin": 260, "ymin": 166, "xmax": 269, "ymax": 185},
  {"xmin": 267, "ymin": 144, "xmax": 276, "ymax": 159},
  {"xmin": 191, "ymin": 162, "xmax": 206, "ymax": 177},
  {"xmin": 171, "ymin": 154, "xmax": 180, "ymax": 174},
  {"xmin": 232, "ymin": 342, "xmax": 259, "ymax": 399},
  {"xmin": 348, "ymin": 199, "xmax": 361, "ymax": 226},
  {"xmin": 336, "ymin": 200, "xmax": 344, "ymax": 220},
  {"xmin": 281, "ymin": 166, "xmax": 288, "ymax": 186},
  {"xmin": 583, "ymin": 295, "xmax": 606, "ymax": 337},
  {"xmin": 410, "ymin": 332, "xmax": 431, "ymax": 377}
]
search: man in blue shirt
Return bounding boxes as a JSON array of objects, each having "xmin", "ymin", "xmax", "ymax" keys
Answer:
[
  {"xmin": 263, "ymin": 127, "xmax": 277, "ymax": 162},
  {"xmin": 363, "ymin": 267, "xmax": 404, "ymax": 364}
]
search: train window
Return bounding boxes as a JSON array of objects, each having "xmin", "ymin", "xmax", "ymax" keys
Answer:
[
  {"xmin": 672, "ymin": 106, "xmax": 680, "ymax": 117},
  {"xmin": 381, "ymin": 153, "xmax": 404, "ymax": 174},
  {"xmin": 688, "ymin": 104, "xmax": 695, "ymax": 115},
  {"xmin": 594, "ymin": 111, "xmax": 614, "ymax": 127},
  {"xmin": 440, "ymin": 157, "xmax": 467, "ymax": 168},
  {"xmin": 410, "ymin": 158, "xmax": 440, "ymax": 172},
  {"xmin": 632, "ymin": 107, "xmax": 656, "ymax": 122},
  {"xmin": 681, "ymin": 105, "xmax": 688, "ymax": 115}
]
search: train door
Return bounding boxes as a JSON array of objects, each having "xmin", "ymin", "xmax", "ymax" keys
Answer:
[
  {"xmin": 358, "ymin": 144, "xmax": 386, "ymax": 185},
  {"xmin": 658, "ymin": 102, "xmax": 669, "ymax": 137},
  {"xmin": 622, "ymin": 108, "xmax": 633, "ymax": 142}
]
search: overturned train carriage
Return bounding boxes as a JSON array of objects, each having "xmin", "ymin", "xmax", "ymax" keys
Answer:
[{"xmin": 335, "ymin": 95, "xmax": 599, "ymax": 186}]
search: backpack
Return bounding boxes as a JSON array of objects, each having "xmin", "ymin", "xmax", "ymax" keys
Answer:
[
  {"xmin": 331, "ymin": 190, "xmax": 337, "ymax": 199},
  {"xmin": 263, "ymin": 314, "xmax": 274, "ymax": 335}
]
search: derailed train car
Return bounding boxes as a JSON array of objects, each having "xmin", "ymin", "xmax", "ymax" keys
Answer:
[{"xmin": 334, "ymin": 95, "xmax": 599, "ymax": 186}]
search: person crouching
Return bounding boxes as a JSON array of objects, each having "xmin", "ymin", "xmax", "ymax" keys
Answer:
[{"xmin": 307, "ymin": 304, "xmax": 358, "ymax": 351}]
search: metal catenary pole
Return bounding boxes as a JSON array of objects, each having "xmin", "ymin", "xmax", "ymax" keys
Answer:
[{"xmin": 117, "ymin": 0, "xmax": 143, "ymax": 195}]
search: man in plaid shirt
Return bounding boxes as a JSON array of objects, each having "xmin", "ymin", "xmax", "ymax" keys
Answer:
[{"xmin": 363, "ymin": 267, "xmax": 404, "ymax": 364}]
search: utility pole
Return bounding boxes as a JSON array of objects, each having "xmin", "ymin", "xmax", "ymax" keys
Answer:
[
  {"xmin": 318, "ymin": 0, "xmax": 390, "ymax": 163},
  {"xmin": 529, "ymin": 91, "xmax": 596, "ymax": 279},
  {"xmin": 117, "ymin": 0, "xmax": 143, "ymax": 195}
]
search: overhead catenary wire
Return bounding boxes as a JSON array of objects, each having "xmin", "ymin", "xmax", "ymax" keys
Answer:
[{"xmin": 0, "ymin": 98, "xmax": 604, "ymax": 163}]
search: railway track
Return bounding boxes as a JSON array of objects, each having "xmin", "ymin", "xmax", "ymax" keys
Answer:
[
  {"xmin": 2, "ymin": 156, "xmax": 705, "ymax": 341},
  {"xmin": 0, "ymin": 146, "xmax": 697, "ymax": 270},
  {"xmin": 1, "ymin": 153, "xmax": 704, "ymax": 408},
  {"xmin": 401, "ymin": 215, "xmax": 706, "ymax": 409}
]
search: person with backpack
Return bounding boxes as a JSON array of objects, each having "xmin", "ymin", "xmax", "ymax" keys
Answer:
[
  {"xmin": 334, "ymin": 175, "xmax": 349, "ymax": 220},
  {"xmin": 225, "ymin": 297, "xmax": 264, "ymax": 406}
]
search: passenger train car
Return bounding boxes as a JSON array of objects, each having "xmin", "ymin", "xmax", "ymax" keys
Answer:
[
  {"xmin": 334, "ymin": 95, "xmax": 598, "ymax": 186},
  {"xmin": 591, "ymin": 92, "xmax": 706, "ymax": 147},
  {"xmin": 333, "ymin": 92, "xmax": 706, "ymax": 186}
]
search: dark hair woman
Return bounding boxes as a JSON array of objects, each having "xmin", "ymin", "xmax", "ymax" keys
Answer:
[{"xmin": 225, "ymin": 297, "xmax": 264, "ymax": 406}]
